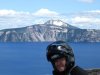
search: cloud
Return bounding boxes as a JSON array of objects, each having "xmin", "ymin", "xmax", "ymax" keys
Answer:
[
  {"xmin": 69, "ymin": 10, "xmax": 100, "ymax": 29},
  {"xmin": 0, "ymin": 9, "xmax": 100, "ymax": 30},
  {"xmin": 0, "ymin": 10, "xmax": 16, "ymax": 16},
  {"xmin": 86, "ymin": 10, "xmax": 100, "ymax": 16},
  {"xmin": 33, "ymin": 8, "xmax": 59, "ymax": 17},
  {"xmin": 71, "ymin": 16, "xmax": 100, "ymax": 25},
  {"xmin": 0, "ymin": 9, "xmax": 34, "ymax": 30},
  {"xmin": 77, "ymin": 0, "xmax": 94, "ymax": 3},
  {"xmin": 0, "ymin": 9, "xmax": 62, "ymax": 30},
  {"xmin": 88, "ymin": 10, "xmax": 100, "ymax": 13},
  {"xmin": 71, "ymin": 17, "xmax": 91, "ymax": 24}
]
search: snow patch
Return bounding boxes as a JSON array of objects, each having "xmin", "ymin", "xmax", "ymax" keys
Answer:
[{"xmin": 45, "ymin": 20, "xmax": 67, "ymax": 26}]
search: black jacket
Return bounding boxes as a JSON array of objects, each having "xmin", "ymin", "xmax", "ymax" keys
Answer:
[{"xmin": 53, "ymin": 66, "xmax": 88, "ymax": 75}]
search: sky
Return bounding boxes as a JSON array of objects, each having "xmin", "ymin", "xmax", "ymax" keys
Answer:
[{"xmin": 0, "ymin": 0, "xmax": 100, "ymax": 30}]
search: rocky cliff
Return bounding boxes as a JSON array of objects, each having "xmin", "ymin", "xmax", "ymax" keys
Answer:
[{"xmin": 0, "ymin": 20, "xmax": 100, "ymax": 42}]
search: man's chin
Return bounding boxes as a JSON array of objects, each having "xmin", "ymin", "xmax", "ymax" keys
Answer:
[{"xmin": 58, "ymin": 67, "xmax": 65, "ymax": 72}]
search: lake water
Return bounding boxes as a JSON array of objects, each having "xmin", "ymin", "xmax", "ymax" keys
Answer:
[{"xmin": 0, "ymin": 42, "xmax": 100, "ymax": 75}]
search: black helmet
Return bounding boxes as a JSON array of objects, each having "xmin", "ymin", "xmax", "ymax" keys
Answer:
[{"xmin": 46, "ymin": 41, "xmax": 75, "ymax": 69}]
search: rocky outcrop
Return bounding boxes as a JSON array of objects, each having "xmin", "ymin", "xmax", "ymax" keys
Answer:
[{"xmin": 0, "ymin": 20, "xmax": 100, "ymax": 42}]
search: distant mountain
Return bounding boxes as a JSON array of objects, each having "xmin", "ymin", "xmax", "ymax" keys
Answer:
[
  {"xmin": 45, "ymin": 20, "xmax": 79, "ymax": 29},
  {"xmin": 0, "ymin": 20, "xmax": 100, "ymax": 42}
]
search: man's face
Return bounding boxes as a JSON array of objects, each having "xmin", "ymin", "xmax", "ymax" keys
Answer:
[{"xmin": 54, "ymin": 57, "xmax": 66, "ymax": 72}]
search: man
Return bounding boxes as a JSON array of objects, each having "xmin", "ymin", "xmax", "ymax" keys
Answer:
[{"xmin": 46, "ymin": 41, "xmax": 88, "ymax": 75}]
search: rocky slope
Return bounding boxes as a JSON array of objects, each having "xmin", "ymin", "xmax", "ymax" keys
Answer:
[{"xmin": 0, "ymin": 20, "xmax": 100, "ymax": 42}]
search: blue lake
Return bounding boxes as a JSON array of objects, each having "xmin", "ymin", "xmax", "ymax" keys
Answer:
[{"xmin": 0, "ymin": 42, "xmax": 100, "ymax": 75}]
